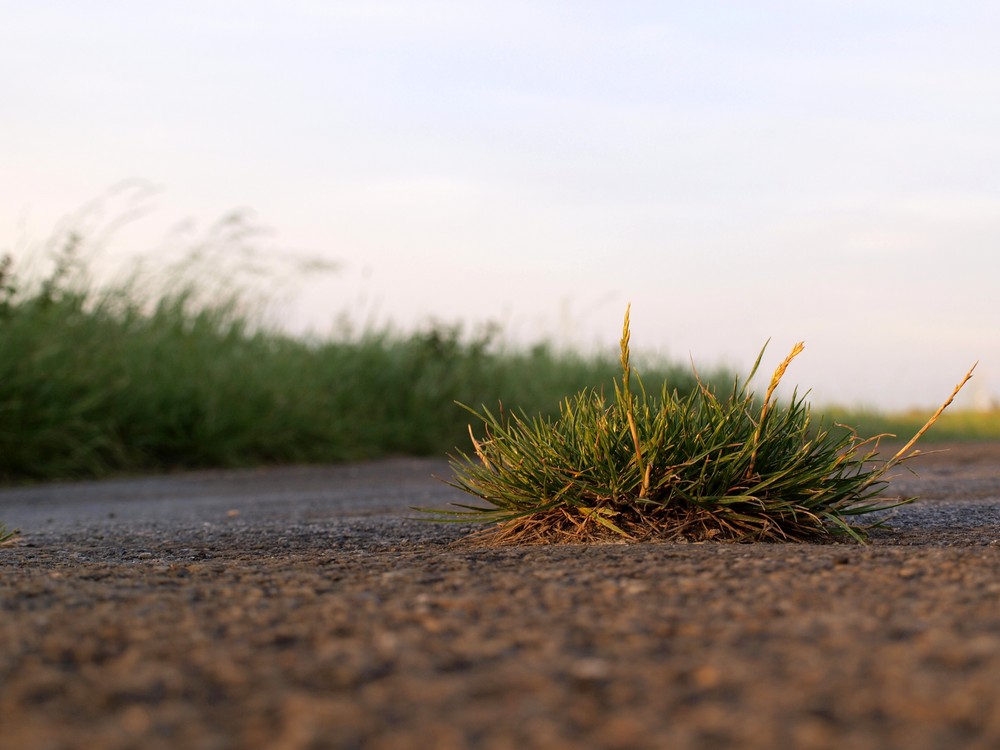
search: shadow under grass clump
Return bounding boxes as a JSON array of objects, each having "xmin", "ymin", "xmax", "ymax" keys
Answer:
[{"xmin": 438, "ymin": 307, "xmax": 975, "ymax": 545}]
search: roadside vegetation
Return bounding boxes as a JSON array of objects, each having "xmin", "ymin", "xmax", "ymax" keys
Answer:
[
  {"xmin": 0, "ymin": 234, "xmax": 702, "ymax": 484},
  {"xmin": 0, "ymin": 213, "xmax": 985, "ymax": 548},
  {"xmin": 440, "ymin": 307, "xmax": 975, "ymax": 544}
]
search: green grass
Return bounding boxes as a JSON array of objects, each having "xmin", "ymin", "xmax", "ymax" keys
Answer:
[
  {"xmin": 437, "ymin": 307, "xmax": 974, "ymax": 545},
  {"xmin": 0, "ymin": 237, "xmax": 703, "ymax": 484}
]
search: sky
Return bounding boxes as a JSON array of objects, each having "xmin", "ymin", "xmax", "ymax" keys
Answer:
[{"xmin": 2, "ymin": 1, "xmax": 998, "ymax": 410}]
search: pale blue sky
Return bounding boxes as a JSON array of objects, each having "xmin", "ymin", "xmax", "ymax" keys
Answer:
[{"xmin": 2, "ymin": 1, "xmax": 998, "ymax": 409}]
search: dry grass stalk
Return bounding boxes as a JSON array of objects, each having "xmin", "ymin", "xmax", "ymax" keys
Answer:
[
  {"xmin": 889, "ymin": 362, "xmax": 978, "ymax": 465},
  {"xmin": 760, "ymin": 341, "xmax": 805, "ymax": 426},
  {"xmin": 619, "ymin": 304, "xmax": 649, "ymax": 497}
]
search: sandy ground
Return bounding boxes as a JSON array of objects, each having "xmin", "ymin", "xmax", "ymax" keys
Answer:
[{"xmin": 0, "ymin": 444, "xmax": 998, "ymax": 749}]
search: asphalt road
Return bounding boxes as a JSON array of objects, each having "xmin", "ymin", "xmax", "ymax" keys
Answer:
[
  {"xmin": 1, "ymin": 448, "xmax": 998, "ymax": 549},
  {"xmin": 1, "ymin": 447, "xmax": 998, "ymax": 750}
]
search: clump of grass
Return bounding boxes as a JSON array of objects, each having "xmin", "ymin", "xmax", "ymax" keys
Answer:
[{"xmin": 441, "ymin": 306, "xmax": 975, "ymax": 544}]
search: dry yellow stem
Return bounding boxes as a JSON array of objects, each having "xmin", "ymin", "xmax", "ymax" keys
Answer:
[
  {"xmin": 469, "ymin": 424, "xmax": 491, "ymax": 470},
  {"xmin": 619, "ymin": 303, "xmax": 648, "ymax": 496},
  {"xmin": 747, "ymin": 341, "xmax": 805, "ymax": 476},
  {"xmin": 889, "ymin": 362, "xmax": 978, "ymax": 465},
  {"xmin": 760, "ymin": 341, "xmax": 805, "ymax": 425}
]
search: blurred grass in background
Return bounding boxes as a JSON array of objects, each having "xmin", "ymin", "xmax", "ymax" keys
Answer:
[
  {"xmin": 823, "ymin": 407, "xmax": 1000, "ymax": 444},
  {"xmin": 3, "ymin": 201, "xmax": 992, "ymax": 485},
  {"xmin": 0, "ymin": 228, "xmax": 704, "ymax": 482}
]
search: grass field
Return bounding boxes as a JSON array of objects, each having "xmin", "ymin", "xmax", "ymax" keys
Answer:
[
  {"xmin": 2, "ymin": 222, "xmax": 993, "ymax": 487},
  {"xmin": 0, "ymin": 236, "xmax": 704, "ymax": 483}
]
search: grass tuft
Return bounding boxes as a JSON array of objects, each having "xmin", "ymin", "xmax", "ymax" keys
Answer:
[{"xmin": 439, "ymin": 306, "xmax": 975, "ymax": 545}]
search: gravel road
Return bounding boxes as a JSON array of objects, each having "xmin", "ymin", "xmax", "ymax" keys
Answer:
[{"xmin": 1, "ymin": 446, "xmax": 998, "ymax": 749}]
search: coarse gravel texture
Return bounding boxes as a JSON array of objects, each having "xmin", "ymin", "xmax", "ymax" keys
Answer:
[{"xmin": 1, "ymin": 444, "xmax": 998, "ymax": 749}]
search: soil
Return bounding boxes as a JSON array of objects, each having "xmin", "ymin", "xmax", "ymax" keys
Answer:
[{"xmin": 1, "ymin": 444, "xmax": 998, "ymax": 750}]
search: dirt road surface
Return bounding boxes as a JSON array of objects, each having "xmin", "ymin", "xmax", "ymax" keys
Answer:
[{"xmin": 1, "ymin": 445, "xmax": 998, "ymax": 749}]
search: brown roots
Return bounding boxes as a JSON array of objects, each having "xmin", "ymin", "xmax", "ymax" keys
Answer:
[{"xmin": 453, "ymin": 503, "xmax": 835, "ymax": 547}]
